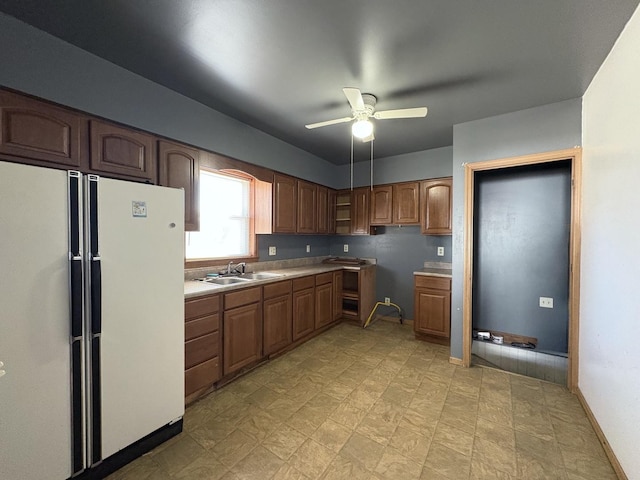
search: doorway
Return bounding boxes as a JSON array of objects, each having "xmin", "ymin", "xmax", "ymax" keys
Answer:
[{"xmin": 462, "ymin": 148, "xmax": 582, "ymax": 391}]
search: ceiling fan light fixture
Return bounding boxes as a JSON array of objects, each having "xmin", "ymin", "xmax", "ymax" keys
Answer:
[{"xmin": 352, "ymin": 119, "xmax": 373, "ymax": 139}]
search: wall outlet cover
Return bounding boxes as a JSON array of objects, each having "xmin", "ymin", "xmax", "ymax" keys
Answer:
[
  {"xmin": 384, "ymin": 297, "xmax": 391, "ymax": 305},
  {"xmin": 437, "ymin": 246, "xmax": 445, "ymax": 256},
  {"xmin": 539, "ymin": 296, "xmax": 554, "ymax": 308},
  {"xmin": 343, "ymin": 244, "xmax": 349, "ymax": 252},
  {"xmin": 306, "ymin": 245, "xmax": 310, "ymax": 253},
  {"xmin": 268, "ymin": 246, "xmax": 277, "ymax": 256}
]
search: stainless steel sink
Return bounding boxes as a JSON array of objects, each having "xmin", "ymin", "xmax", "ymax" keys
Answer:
[
  {"xmin": 240, "ymin": 272, "xmax": 283, "ymax": 280},
  {"xmin": 205, "ymin": 277, "xmax": 253, "ymax": 285}
]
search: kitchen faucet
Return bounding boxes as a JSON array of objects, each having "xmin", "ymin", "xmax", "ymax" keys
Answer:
[{"xmin": 223, "ymin": 261, "xmax": 246, "ymax": 275}]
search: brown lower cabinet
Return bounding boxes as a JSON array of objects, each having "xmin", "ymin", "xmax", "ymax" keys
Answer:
[
  {"xmin": 223, "ymin": 287, "xmax": 262, "ymax": 375},
  {"xmin": 263, "ymin": 280, "xmax": 293, "ymax": 355},
  {"xmin": 184, "ymin": 294, "xmax": 221, "ymax": 400},
  {"xmin": 292, "ymin": 276, "xmax": 315, "ymax": 341},
  {"xmin": 315, "ymin": 272, "xmax": 333, "ymax": 329},
  {"xmin": 414, "ymin": 275, "xmax": 451, "ymax": 340}
]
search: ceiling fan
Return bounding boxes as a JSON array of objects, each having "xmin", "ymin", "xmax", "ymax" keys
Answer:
[{"xmin": 305, "ymin": 87, "xmax": 428, "ymax": 142}]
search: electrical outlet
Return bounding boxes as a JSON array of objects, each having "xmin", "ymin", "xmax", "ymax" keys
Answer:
[
  {"xmin": 384, "ymin": 297, "xmax": 391, "ymax": 305},
  {"xmin": 437, "ymin": 246, "xmax": 445, "ymax": 256},
  {"xmin": 268, "ymin": 246, "xmax": 276, "ymax": 256},
  {"xmin": 539, "ymin": 296, "xmax": 554, "ymax": 308},
  {"xmin": 306, "ymin": 245, "xmax": 310, "ymax": 253},
  {"xmin": 343, "ymin": 244, "xmax": 349, "ymax": 253}
]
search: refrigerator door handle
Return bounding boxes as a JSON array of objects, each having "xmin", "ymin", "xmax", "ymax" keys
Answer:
[
  {"xmin": 70, "ymin": 258, "xmax": 84, "ymax": 339},
  {"xmin": 68, "ymin": 170, "xmax": 86, "ymax": 475},
  {"xmin": 90, "ymin": 256, "xmax": 102, "ymax": 335}
]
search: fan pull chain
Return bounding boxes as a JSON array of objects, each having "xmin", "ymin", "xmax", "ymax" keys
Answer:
[
  {"xmin": 350, "ymin": 134, "xmax": 354, "ymax": 191},
  {"xmin": 370, "ymin": 140, "xmax": 374, "ymax": 190}
]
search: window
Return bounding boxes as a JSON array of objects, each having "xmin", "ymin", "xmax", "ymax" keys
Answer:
[{"xmin": 185, "ymin": 170, "xmax": 251, "ymax": 260}]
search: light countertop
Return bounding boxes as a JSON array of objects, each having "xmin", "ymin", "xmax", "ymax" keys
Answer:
[{"xmin": 185, "ymin": 263, "xmax": 374, "ymax": 299}]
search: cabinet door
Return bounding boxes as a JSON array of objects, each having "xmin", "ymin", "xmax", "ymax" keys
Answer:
[
  {"xmin": 351, "ymin": 187, "xmax": 371, "ymax": 235},
  {"xmin": 292, "ymin": 287, "xmax": 315, "ymax": 341},
  {"xmin": 263, "ymin": 294, "xmax": 292, "ymax": 355},
  {"xmin": 297, "ymin": 180, "xmax": 317, "ymax": 233},
  {"xmin": 273, "ymin": 173, "xmax": 297, "ymax": 233},
  {"xmin": 328, "ymin": 189, "xmax": 337, "ymax": 234},
  {"xmin": 223, "ymin": 302, "xmax": 262, "ymax": 375},
  {"xmin": 89, "ymin": 120, "xmax": 156, "ymax": 181},
  {"xmin": 414, "ymin": 288, "xmax": 451, "ymax": 337},
  {"xmin": 317, "ymin": 185, "xmax": 329, "ymax": 234},
  {"xmin": 333, "ymin": 271, "xmax": 343, "ymax": 321},
  {"xmin": 315, "ymin": 282, "xmax": 333, "ymax": 329},
  {"xmin": 393, "ymin": 182, "xmax": 420, "ymax": 224},
  {"xmin": 370, "ymin": 185, "xmax": 393, "ymax": 225},
  {"xmin": 158, "ymin": 140, "xmax": 200, "ymax": 231},
  {"xmin": 421, "ymin": 178, "xmax": 452, "ymax": 235},
  {"xmin": 0, "ymin": 90, "xmax": 84, "ymax": 167}
]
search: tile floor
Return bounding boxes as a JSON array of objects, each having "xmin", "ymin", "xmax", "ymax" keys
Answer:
[{"xmin": 108, "ymin": 321, "xmax": 617, "ymax": 480}]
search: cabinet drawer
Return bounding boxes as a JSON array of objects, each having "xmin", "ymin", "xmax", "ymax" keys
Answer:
[
  {"xmin": 185, "ymin": 357, "xmax": 220, "ymax": 396},
  {"xmin": 185, "ymin": 332, "xmax": 219, "ymax": 369},
  {"xmin": 224, "ymin": 286, "xmax": 261, "ymax": 310},
  {"xmin": 185, "ymin": 313, "xmax": 219, "ymax": 341},
  {"xmin": 293, "ymin": 275, "xmax": 314, "ymax": 291},
  {"xmin": 415, "ymin": 275, "xmax": 451, "ymax": 291},
  {"xmin": 315, "ymin": 272, "xmax": 333, "ymax": 286},
  {"xmin": 185, "ymin": 294, "xmax": 219, "ymax": 320},
  {"xmin": 263, "ymin": 280, "xmax": 292, "ymax": 300}
]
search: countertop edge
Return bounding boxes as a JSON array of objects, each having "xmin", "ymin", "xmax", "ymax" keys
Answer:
[{"xmin": 413, "ymin": 269, "xmax": 452, "ymax": 278}]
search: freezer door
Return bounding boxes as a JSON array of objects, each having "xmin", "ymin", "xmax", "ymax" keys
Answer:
[
  {"xmin": 94, "ymin": 178, "xmax": 185, "ymax": 461},
  {"xmin": 0, "ymin": 162, "xmax": 74, "ymax": 479}
]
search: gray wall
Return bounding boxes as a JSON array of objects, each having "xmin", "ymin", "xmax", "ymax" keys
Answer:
[
  {"xmin": 334, "ymin": 146, "xmax": 453, "ymax": 189},
  {"xmin": 0, "ymin": 13, "xmax": 336, "ymax": 186},
  {"xmin": 257, "ymin": 234, "xmax": 330, "ymax": 261},
  {"xmin": 473, "ymin": 162, "xmax": 571, "ymax": 353},
  {"xmin": 330, "ymin": 227, "xmax": 451, "ymax": 320},
  {"xmin": 451, "ymin": 98, "xmax": 582, "ymax": 359}
]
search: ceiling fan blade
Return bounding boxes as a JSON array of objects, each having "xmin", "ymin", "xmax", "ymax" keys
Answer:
[
  {"xmin": 305, "ymin": 116, "xmax": 353, "ymax": 129},
  {"xmin": 361, "ymin": 132, "xmax": 375, "ymax": 143},
  {"xmin": 374, "ymin": 107, "xmax": 428, "ymax": 120},
  {"xmin": 343, "ymin": 87, "xmax": 365, "ymax": 111}
]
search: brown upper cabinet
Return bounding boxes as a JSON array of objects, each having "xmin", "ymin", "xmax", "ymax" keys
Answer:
[
  {"xmin": 328, "ymin": 189, "xmax": 337, "ymax": 234},
  {"xmin": 421, "ymin": 177, "xmax": 453, "ymax": 235},
  {"xmin": 0, "ymin": 90, "xmax": 85, "ymax": 168},
  {"xmin": 316, "ymin": 185, "xmax": 329, "ymax": 234},
  {"xmin": 273, "ymin": 173, "xmax": 297, "ymax": 233},
  {"xmin": 370, "ymin": 185, "xmax": 393, "ymax": 225},
  {"xmin": 158, "ymin": 140, "xmax": 200, "ymax": 231},
  {"xmin": 351, "ymin": 187, "xmax": 371, "ymax": 235},
  {"xmin": 393, "ymin": 181, "xmax": 420, "ymax": 224},
  {"xmin": 89, "ymin": 120, "xmax": 156, "ymax": 182},
  {"xmin": 296, "ymin": 180, "xmax": 317, "ymax": 234},
  {"xmin": 370, "ymin": 182, "xmax": 420, "ymax": 225}
]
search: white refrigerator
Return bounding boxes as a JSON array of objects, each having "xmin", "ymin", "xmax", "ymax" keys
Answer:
[{"xmin": 0, "ymin": 161, "xmax": 185, "ymax": 479}]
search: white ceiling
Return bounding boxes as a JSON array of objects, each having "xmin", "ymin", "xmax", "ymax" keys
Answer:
[{"xmin": 1, "ymin": 0, "xmax": 638, "ymax": 164}]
